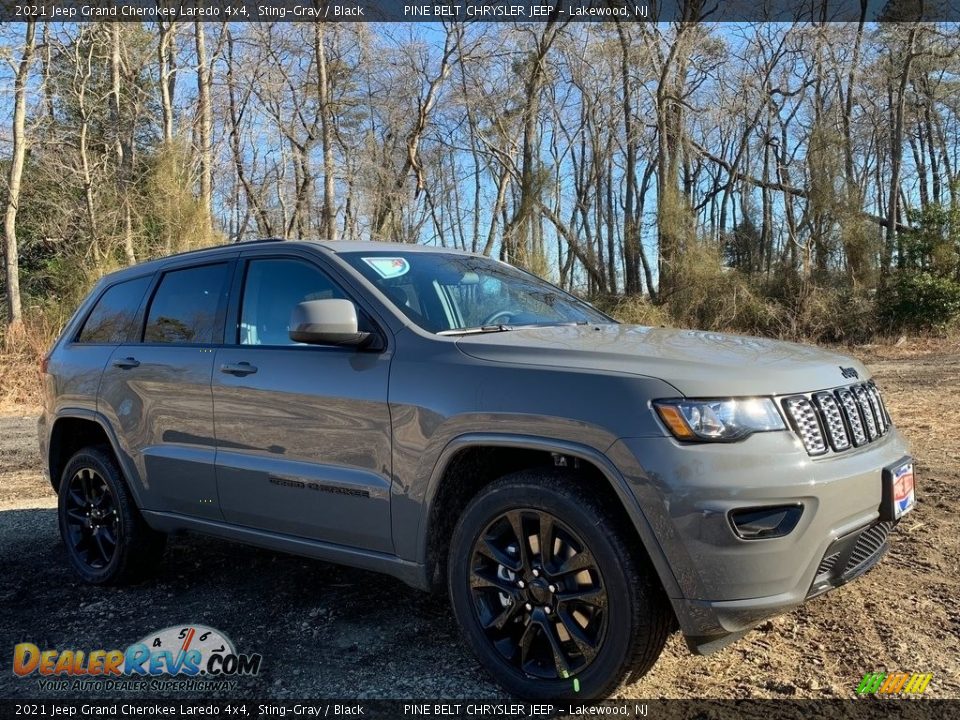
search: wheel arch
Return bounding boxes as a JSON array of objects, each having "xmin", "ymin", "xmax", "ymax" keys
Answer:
[
  {"xmin": 47, "ymin": 410, "xmax": 142, "ymax": 506},
  {"xmin": 417, "ymin": 433, "xmax": 684, "ymax": 605}
]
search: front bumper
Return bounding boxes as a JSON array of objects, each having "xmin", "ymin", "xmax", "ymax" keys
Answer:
[{"xmin": 607, "ymin": 426, "xmax": 911, "ymax": 653}]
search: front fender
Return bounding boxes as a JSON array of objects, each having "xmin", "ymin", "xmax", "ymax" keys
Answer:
[{"xmin": 405, "ymin": 430, "xmax": 685, "ymax": 603}]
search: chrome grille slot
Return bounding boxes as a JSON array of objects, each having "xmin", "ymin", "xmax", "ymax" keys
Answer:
[
  {"xmin": 836, "ymin": 388, "xmax": 867, "ymax": 446},
  {"xmin": 784, "ymin": 381, "xmax": 893, "ymax": 457},
  {"xmin": 783, "ymin": 397, "xmax": 827, "ymax": 455},
  {"xmin": 867, "ymin": 384, "xmax": 887, "ymax": 434},
  {"xmin": 813, "ymin": 392, "xmax": 850, "ymax": 450},
  {"xmin": 853, "ymin": 385, "xmax": 879, "ymax": 440}
]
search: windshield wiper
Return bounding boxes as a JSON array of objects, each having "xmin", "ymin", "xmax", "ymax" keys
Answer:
[
  {"xmin": 437, "ymin": 324, "xmax": 513, "ymax": 336},
  {"xmin": 509, "ymin": 321, "xmax": 590, "ymax": 329}
]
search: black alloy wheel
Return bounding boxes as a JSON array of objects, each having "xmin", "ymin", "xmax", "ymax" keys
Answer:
[
  {"xmin": 62, "ymin": 466, "xmax": 120, "ymax": 569},
  {"xmin": 448, "ymin": 470, "xmax": 673, "ymax": 699},
  {"xmin": 58, "ymin": 446, "xmax": 166, "ymax": 585},
  {"xmin": 468, "ymin": 508, "xmax": 607, "ymax": 679}
]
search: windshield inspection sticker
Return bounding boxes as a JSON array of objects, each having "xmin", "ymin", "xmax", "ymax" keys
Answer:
[{"xmin": 363, "ymin": 256, "xmax": 410, "ymax": 279}]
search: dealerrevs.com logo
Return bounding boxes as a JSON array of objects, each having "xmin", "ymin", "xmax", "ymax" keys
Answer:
[{"xmin": 13, "ymin": 625, "xmax": 262, "ymax": 692}]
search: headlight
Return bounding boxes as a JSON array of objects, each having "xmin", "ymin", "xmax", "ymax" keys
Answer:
[{"xmin": 653, "ymin": 398, "xmax": 786, "ymax": 442}]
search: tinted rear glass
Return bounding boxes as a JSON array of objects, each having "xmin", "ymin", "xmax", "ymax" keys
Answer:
[
  {"xmin": 77, "ymin": 275, "xmax": 152, "ymax": 344},
  {"xmin": 144, "ymin": 263, "xmax": 229, "ymax": 344}
]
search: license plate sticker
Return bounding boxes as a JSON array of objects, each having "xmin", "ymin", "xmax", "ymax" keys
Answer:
[{"xmin": 891, "ymin": 462, "xmax": 916, "ymax": 519}]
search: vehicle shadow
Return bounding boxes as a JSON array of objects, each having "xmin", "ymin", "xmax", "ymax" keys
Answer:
[{"xmin": 0, "ymin": 508, "xmax": 504, "ymax": 699}]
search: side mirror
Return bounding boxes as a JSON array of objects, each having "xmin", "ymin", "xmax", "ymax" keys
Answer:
[{"xmin": 289, "ymin": 299, "xmax": 373, "ymax": 347}]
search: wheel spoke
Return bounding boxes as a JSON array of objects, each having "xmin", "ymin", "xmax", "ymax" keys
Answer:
[
  {"xmin": 556, "ymin": 585, "xmax": 606, "ymax": 608},
  {"xmin": 557, "ymin": 609, "xmax": 600, "ymax": 662},
  {"xmin": 78, "ymin": 470, "xmax": 94, "ymax": 504},
  {"xmin": 482, "ymin": 600, "xmax": 521, "ymax": 631},
  {"xmin": 538, "ymin": 513, "xmax": 555, "ymax": 567},
  {"xmin": 65, "ymin": 508, "xmax": 88, "ymax": 525},
  {"xmin": 100, "ymin": 527, "xmax": 118, "ymax": 548},
  {"xmin": 555, "ymin": 548, "xmax": 595, "ymax": 577},
  {"xmin": 476, "ymin": 536, "xmax": 522, "ymax": 572},
  {"xmin": 504, "ymin": 511, "xmax": 530, "ymax": 570},
  {"xmin": 68, "ymin": 488, "xmax": 86, "ymax": 507},
  {"xmin": 92, "ymin": 483, "xmax": 109, "ymax": 507},
  {"xmin": 470, "ymin": 567, "xmax": 519, "ymax": 596},
  {"xmin": 93, "ymin": 532, "xmax": 110, "ymax": 566},
  {"xmin": 539, "ymin": 616, "xmax": 573, "ymax": 678},
  {"xmin": 518, "ymin": 620, "xmax": 537, "ymax": 667}
]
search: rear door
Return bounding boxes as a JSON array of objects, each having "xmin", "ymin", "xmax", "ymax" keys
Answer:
[
  {"xmin": 212, "ymin": 252, "xmax": 393, "ymax": 552},
  {"xmin": 99, "ymin": 259, "xmax": 234, "ymax": 520}
]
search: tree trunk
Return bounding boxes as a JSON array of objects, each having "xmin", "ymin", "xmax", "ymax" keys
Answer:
[
  {"xmin": 111, "ymin": 23, "xmax": 136, "ymax": 265},
  {"xmin": 158, "ymin": 19, "xmax": 177, "ymax": 143},
  {"xmin": 3, "ymin": 20, "xmax": 36, "ymax": 331},
  {"xmin": 501, "ymin": 17, "xmax": 567, "ymax": 267},
  {"xmin": 616, "ymin": 21, "xmax": 640, "ymax": 294},
  {"xmin": 883, "ymin": 25, "xmax": 920, "ymax": 280},
  {"xmin": 195, "ymin": 21, "xmax": 213, "ymax": 233},
  {"xmin": 315, "ymin": 23, "xmax": 337, "ymax": 240},
  {"xmin": 225, "ymin": 29, "xmax": 272, "ymax": 238}
]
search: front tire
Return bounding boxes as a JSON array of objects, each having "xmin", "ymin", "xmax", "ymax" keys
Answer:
[
  {"xmin": 58, "ymin": 446, "xmax": 165, "ymax": 585},
  {"xmin": 448, "ymin": 470, "xmax": 672, "ymax": 699}
]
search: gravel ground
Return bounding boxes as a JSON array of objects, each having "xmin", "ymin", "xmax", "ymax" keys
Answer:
[{"xmin": 1, "ymin": 347, "xmax": 958, "ymax": 700}]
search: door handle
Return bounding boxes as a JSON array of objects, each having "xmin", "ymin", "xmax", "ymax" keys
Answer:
[
  {"xmin": 220, "ymin": 362, "xmax": 258, "ymax": 377},
  {"xmin": 112, "ymin": 357, "xmax": 140, "ymax": 369}
]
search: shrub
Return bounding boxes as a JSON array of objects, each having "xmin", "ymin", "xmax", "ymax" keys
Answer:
[{"xmin": 879, "ymin": 271, "xmax": 960, "ymax": 332}]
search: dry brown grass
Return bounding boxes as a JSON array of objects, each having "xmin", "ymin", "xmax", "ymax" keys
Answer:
[{"xmin": 0, "ymin": 315, "xmax": 59, "ymax": 414}]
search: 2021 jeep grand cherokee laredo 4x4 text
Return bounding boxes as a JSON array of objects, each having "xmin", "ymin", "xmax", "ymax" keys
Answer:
[{"xmin": 39, "ymin": 239, "xmax": 915, "ymax": 699}]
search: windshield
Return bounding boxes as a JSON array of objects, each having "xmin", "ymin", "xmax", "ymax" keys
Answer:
[{"xmin": 339, "ymin": 251, "xmax": 612, "ymax": 334}]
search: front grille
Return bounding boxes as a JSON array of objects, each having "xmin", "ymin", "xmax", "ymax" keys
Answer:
[
  {"xmin": 782, "ymin": 381, "xmax": 892, "ymax": 457},
  {"xmin": 783, "ymin": 396, "xmax": 828, "ymax": 455},
  {"xmin": 813, "ymin": 392, "xmax": 850, "ymax": 451},
  {"xmin": 808, "ymin": 520, "xmax": 894, "ymax": 598},
  {"xmin": 846, "ymin": 521, "xmax": 892, "ymax": 573},
  {"xmin": 815, "ymin": 551, "xmax": 841, "ymax": 577},
  {"xmin": 854, "ymin": 385, "xmax": 879, "ymax": 440},
  {"xmin": 836, "ymin": 388, "xmax": 867, "ymax": 446}
]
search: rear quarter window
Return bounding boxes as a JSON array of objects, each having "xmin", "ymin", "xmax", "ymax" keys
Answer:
[{"xmin": 76, "ymin": 275, "xmax": 152, "ymax": 344}]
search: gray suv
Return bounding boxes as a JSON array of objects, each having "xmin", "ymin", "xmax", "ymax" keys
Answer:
[{"xmin": 39, "ymin": 239, "xmax": 915, "ymax": 699}]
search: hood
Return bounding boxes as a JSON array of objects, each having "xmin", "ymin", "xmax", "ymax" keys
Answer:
[{"xmin": 455, "ymin": 324, "xmax": 869, "ymax": 397}]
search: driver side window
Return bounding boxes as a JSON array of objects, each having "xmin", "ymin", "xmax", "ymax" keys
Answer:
[{"xmin": 239, "ymin": 258, "xmax": 348, "ymax": 346}]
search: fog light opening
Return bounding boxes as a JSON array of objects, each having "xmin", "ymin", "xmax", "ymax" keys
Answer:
[{"xmin": 729, "ymin": 504, "xmax": 803, "ymax": 540}]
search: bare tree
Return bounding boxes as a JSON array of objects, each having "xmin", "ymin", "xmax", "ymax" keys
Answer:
[
  {"xmin": 157, "ymin": 18, "xmax": 178, "ymax": 143},
  {"xmin": 195, "ymin": 20, "xmax": 213, "ymax": 232},
  {"xmin": 315, "ymin": 22, "xmax": 337, "ymax": 240},
  {"xmin": 3, "ymin": 20, "xmax": 36, "ymax": 331},
  {"xmin": 111, "ymin": 23, "xmax": 136, "ymax": 265}
]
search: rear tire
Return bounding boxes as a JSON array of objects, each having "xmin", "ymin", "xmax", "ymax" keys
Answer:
[
  {"xmin": 58, "ymin": 446, "xmax": 165, "ymax": 585},
  {"xmin": 448, "ymin": 469, "xmax": 672, "ymax": 699}
]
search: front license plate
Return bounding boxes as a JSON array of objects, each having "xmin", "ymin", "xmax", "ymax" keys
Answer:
[{"xmin": 882, "ymin": 459, "xmax": 915, "ymax": 521}]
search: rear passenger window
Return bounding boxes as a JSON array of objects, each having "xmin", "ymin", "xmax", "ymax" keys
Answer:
[
  {"xmin": 239, "ymin": 258, "xmax": 347, "ymax": 346},
  {"xmin": 144, "ymin": 263, "xmax": 229, "ymax": 344},
  {"xmin": 77, "ymin": 276, "xmax": 151, "ymax": 344}
]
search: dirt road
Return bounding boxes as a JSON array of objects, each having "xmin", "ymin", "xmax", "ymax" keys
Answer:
[{"xmin": 2, "ymin": 348, "xmax": 958, "ymax": 700}]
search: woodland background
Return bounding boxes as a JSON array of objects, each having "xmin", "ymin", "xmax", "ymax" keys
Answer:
[{"xmin": 2, "ymin": 14, "xmax": 960, "ymax": 406}]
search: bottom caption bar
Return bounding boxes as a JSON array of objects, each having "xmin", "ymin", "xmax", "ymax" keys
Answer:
[{"xmin": 2, "ymin": 700, "xmax": 952, "ymax": 719}]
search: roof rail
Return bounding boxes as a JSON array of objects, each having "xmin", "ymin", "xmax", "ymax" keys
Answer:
[{"xmin": 233, "ymin": 236, "xmax": 287, "ymax": 244}]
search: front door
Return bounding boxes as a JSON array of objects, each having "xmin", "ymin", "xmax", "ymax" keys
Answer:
[{"xmin": 212, "ymin": 255, "xmax": 393, "ymax": 553}]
